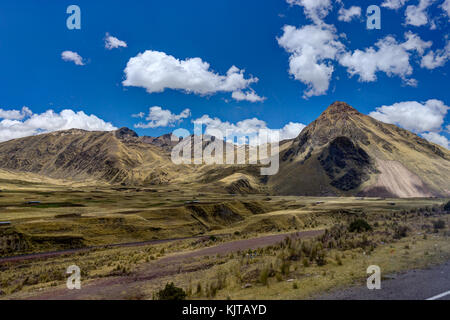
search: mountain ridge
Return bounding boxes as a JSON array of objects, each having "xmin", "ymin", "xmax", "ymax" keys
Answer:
[{"xmin": 0, "ymin": 101, "xmax": 448, "ymax": 198}]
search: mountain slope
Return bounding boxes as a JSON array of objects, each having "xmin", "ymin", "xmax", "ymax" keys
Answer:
[
  {"xmin": 270, "ymin": 102, "xmax": 450, "ymax": 197},
  {"xmin": 0, "ymin": 128, "xmax": 182, "ymax": 185},
  {"xmin": 0, "ymin": 102, "xmax": 448, "ymax": 198}
]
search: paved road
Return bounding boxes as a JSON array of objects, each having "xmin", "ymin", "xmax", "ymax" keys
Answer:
[{"xmin": 316, "ymin": 260, "xmax": 450, "ymax": 300}]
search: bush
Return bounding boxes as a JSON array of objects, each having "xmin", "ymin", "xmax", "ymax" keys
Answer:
[
  {"xmin": 315, "ymin": 251, "xmax": 327, "ymax": 266},
  {"xmin": 156, "ymin": 282, "xmax": 187, "ymax": 300},
  {"xmin": 444, "ymin": 201, "xmax": 450, "ymax": 212},
  {"xmin": 280, "ymin": 261, "xmax": 291, "ymax": 276},
  {"xmin": 302, "ymin": 257, "xmax": 310, "ymax": 268},
  {"xmin": 393, "ymin": 225, "xmax": 409, "ymax": 239},
  {"xmin": 259, "ymin": 268, "xmax": 270, "ymax": 286},
  {"xmin": 433, "ymin": 219, "xmax": 446, "ymax": 230},
  {"xmin": 195, "ymin": 283, "xmax": 203, "ymax": 296},
  {"xmin": 349, "ymin": 219, "xmax": 372, "ymax": 233}
]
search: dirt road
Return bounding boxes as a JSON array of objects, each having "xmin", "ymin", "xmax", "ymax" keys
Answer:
[
  {"xmin": 0, "ymin": 234, "xmax": 227, "ymax": 265},
  {"xmin": 12, "ymin": 229, "xmax": 323, "ymax": 300}
]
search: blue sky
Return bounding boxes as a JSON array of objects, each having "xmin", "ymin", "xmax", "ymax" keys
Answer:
[{"xmin": 0, "ymin": 0, "xmax": 449, "ymax": 147}]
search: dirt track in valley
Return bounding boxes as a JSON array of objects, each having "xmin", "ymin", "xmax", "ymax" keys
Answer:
[
  {"xmin": 13, "ymin": 229, "xmax": 323, "ymax": 300},
  {"xmin": 0, "ymin": 235, "xmax": 227, "ymax": 265}
]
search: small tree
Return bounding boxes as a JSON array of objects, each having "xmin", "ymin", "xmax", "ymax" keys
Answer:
[{"xmin": 156, "ymin": 282, "xmax": 187, "ymax": 300}]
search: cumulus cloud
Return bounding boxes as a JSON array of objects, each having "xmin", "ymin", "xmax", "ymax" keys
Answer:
[
  {"xmin": 61, "ymin": 51, "xmax": 85, "ymax": 66},
  {"xmin": 122, "ymin": 50, "xmax": 262, "ymax": 102},
  {"xmin": 0, "ymin": 108, "xmax": 116, "ymax": 142},
  {"xmin": 370, "ymin": 99, "xmax": 449, "ymax": 148},
  {"xmin": 369, "ymin": 99, "xmax": 448, "ymax": 133},
  {"xmin": 286, "ymin": 0, "xmax": 332, "ymax": 24},
  {"xmin": 105, "ymin": 33, "xmax": 127, "ymax": 50},
  {"xmin": 402, "ymin": 31, "xmax": 433, "ymax": 55},
  {"xmin": 277, "ymin": 24, "xmax": 345, "ymax": 97},
  {"xmin": 421, "ymin": 132, "xmax": 449, "ymax": 148},
  {"xmin": 442, "ymin": 0, "xmax": 450, "ymax": 19},
  {"xmin": 338, "ymin": 6, "xmax": 361, "ymax": 22},
  {"xmin": 134, "ymin": 106, "xmax": 191, "ymax": 129},
  {"xmin": 381, "ymin": 0, "xmax": 410, "ymax": 10},
  {"xmin": 405, "ymin": 0, "xmax": 434, "ymax": 27},
  {"xmin": 231, "ymin": 90, "xmax": 266, "ymax": 103},
  {"xmin": 0, "ymin": 106, "xmax": 32, "ymax": 120},
  {"xmin": 339, "ymin": 32, "xmax": 430, "ymax": 84},
  {"xmin": 421, "ymin": 42, "xmax": 450, "ymax": 69},
  {"xmin": 279, "ymin": 0, "xmax": 442, "ymax": 98},
  {"xmin": 193, "ymin": 115, "xmax": 305, "ymax": 144}
]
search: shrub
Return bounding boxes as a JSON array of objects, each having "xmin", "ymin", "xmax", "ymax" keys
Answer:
[
  {"xmin": 433, "ymin": 220, "xmax": 446, "ymax": 230},
  {"xmin": 302, "ymin": 257, "xmax": 310, "ymax": 268},
  {"xmin": 393, "ymin": 225, "xmax": 409, "ymax": 239},
  {"xmin": 444, "ymin": 201, "xmax": 450, "ymax": 212},
  {"xmin": 259, "ymin": 268, "xmax": 270, "ymax": 286},
  {"xmin": 335, "ymin": 254, "xmax": 343, "ymax": 266},
  {"xmin": 156, "ymin": 282, "xmax": 187, "ymax": 300},
  {"xmin": 280, "ymin": 261, "xmax": 290, "ymax": 276},
  {"xmin": 315, "ymin": 251, "xmax": 327, "ymax": 266},
  {"xmin": 349, "ymin": 219, "xmax": 372, "ymax": 233}
]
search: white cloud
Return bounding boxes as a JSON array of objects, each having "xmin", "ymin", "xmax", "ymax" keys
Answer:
[
  {"xmin": 134, "ymin": 106, "xmax": 191, "ymax": 129},
  {"xmin": 131, "ymin": 112, "xmax": 145, "ymax": 118},
  {"xmin": 402, "ymin": 31, "xmax": 433, "ymax": 55},
  {"xmin": 231, "ymin": 90, "xmax": 266, "ymax": 103},
  {"xmin": 286, "ymin": 0, "xmax": 332, "ymax": 24},
  {"xmin": 279, "ymin": 1, "xmax": 443, "ymax": 98},
  {"xmin": 277, "ymin": 24, "xmax": 345, "ymax": 97},
  {"xmin": 193, "ymin": 115, "xmax": 305, "ymax": 144},
  {"xmin": 0, "ymin": 106, "xmax": 32, "ymax": 120},
  {"xmin": 122, "ymin": 50, "xmax": 262, "ymax": 101},
  {"xmin": 421, "ymin": 132, "xmax": 449, "ymax": 148},
  {"xmin": 405, "ymin": 0, "xmax": 434, "ymax": 27},
  {"xmin": 369, "ymin": 99, "xmax": 449, "ymax": 133},
  {"xmin": 381, "ymin": 0, "xmax": 410, "ymax": 10},
  {"xmin": 278, "ymin": 122, "xmax": 307, "ymax": 141},
  {"xmin": 0, "ymin": 108, "xmax": 116, "ymax": 142},
  {"xmin": 61, "ymin": 51, "xmax": 85, "ymax": 66},
  {"xmin": 421, "ymin": 42, "xmax": 450, "ymax": 69},
  {"xmin": 339, "ymin": 33, "xmax": 430, "ymax": 84},
  {"xmin": 338, "ymin": 6, "xmax": 361, "ymax": 22},
  {"xmin": 442, "ymin": 0, "xmax": 450, "ymax": 19},
  {"xmin": 104, "ymin": 33, "xmax": 127, "ymax": 50}
]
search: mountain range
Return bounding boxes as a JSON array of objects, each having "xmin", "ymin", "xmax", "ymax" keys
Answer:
[{"xmin": 0, "ymin": 102, "xmax": 448, "ymax": 198}]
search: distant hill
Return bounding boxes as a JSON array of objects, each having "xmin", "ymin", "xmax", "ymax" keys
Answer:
[{"xmin": 0, "ymin": 127, "xmax": 183, "ymax": 185}]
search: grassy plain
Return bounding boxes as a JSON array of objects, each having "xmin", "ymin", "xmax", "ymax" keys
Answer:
[{"xmin": 0, "ymin": 182, "xmax": 449, "ymax": 299}]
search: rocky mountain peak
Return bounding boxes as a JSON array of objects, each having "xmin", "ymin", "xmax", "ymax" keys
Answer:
[
  {"xmin": 114, "ymin": 127, "xmax": 138, "ymax": 140},
  {"xmin": 320, "ymin": 101, "xmax": 360, "ymax": 118}
]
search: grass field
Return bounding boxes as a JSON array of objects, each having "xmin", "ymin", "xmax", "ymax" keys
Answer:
[{"xmin": 0, "ymin": 183, "xmax": 449, "ymax": 299}]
